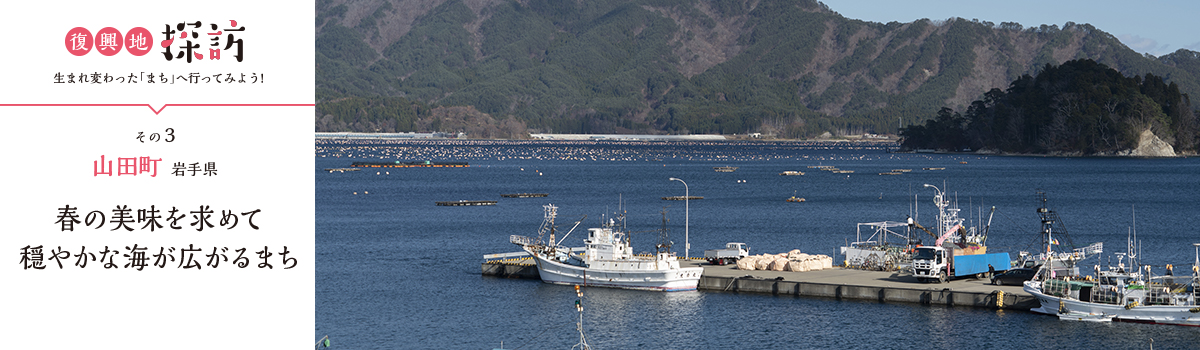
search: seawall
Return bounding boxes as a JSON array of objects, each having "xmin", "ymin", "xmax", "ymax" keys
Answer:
[{"xmin": 481, "ymin": 258, "xmax": 1037, "ymax": 310}]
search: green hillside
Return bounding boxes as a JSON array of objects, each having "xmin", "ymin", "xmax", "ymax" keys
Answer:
[
  {"xmin": 315, "ymin": 0, "xmax": 1199, "ymax": 140},
  {"xmin": 901, "ymin": 59, "xmax": 1196, "ymax": 154}
]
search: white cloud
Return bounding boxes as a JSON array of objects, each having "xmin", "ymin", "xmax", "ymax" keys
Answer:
[{"xmin": 1117, "ymin": 34, "xmax": 1171, "ymax": 56}]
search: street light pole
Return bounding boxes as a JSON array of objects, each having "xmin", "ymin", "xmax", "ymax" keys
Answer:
[
  {"xmin": 669, "ymin": 177, "xmax": 689, "ymax": 259},
  {"xmin": 922, "ymin": 183, "xmax": 943, "ymax": 236},
  {"xmin": 922, "ymin": 183, "xmax": 942, "ymax": 197}
]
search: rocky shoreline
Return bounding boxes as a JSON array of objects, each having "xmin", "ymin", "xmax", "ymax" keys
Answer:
[{"xmin": 907, "ymin": 129, "xmax": 1186, "ymax": 157}]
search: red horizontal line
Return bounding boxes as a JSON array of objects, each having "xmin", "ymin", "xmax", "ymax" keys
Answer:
[{"xmin": 0, "ymin": 103, "xmax": 314, "ymax": 115}]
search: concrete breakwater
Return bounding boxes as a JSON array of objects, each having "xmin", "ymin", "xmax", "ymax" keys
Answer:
[
  {"xmin": 481, "ymin": 259, "xmax": 1036, "ymax": 310},
  {"xmin": 699, "ymin": 275, "xmax": 1034, "ymax": 310},
  {"xmin": 481, "ymin": 258, "xmax": 538, "ymax": 278}
]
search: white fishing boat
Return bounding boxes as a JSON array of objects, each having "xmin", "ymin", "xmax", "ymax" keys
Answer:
[
  {"xmin": 1024, "ymin": 207, "xmax": 1200, "ymax": 326},
  {"xmin": 1011, "ymin": 193, "xmax": 1102, "ymax": 275},
  {"xmin": 1025, "ymin": 254, "xmax": 1200, "ymax": 326},
  {"xmin": 841, "ymin": 183, "xmax": 994, "ymax": 272},
  {"xmin": 510, "ymin": 204, "xmax": 702, "ymax": 292},
  {"xmin": 840, "ymin": 221, "xmax": 912, "ymax": 271}
]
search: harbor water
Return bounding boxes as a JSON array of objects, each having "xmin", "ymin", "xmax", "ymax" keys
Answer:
[{"xmin": 316, "ymin": 140, "xmax": 1200, "ymax": 349}]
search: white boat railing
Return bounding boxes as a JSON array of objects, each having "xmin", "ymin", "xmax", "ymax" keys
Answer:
[
  {"xmin": 1091, "ymin": 285, "xmax": 1121, "ymax": 304},
  {"xmin": 1020, "ymin": 250, "xmax": 1090, "ymax": 264},
  {"xmin": 483, "ymin": 251, "xmax": 532, "ymax": 260},
  {"xmin": 511, "ymin": 235, "xmax": 538, "ymax": 246},
  {"xmin": 1077, "ymin": 242, "xmax": 1103, "ymax": 256},
  {"xmin": 1042, "ymin": 279, "xmax": 1072, "ymax": 298}
]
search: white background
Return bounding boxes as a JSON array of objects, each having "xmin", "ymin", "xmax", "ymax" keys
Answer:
[{"xmin": 0, "ymin": 1, "xmax": 314, "ymax": 349}]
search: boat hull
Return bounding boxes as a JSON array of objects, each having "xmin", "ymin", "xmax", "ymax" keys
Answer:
[
  {"xmin": 530, "ymin": 254, "xmax": 702, "ymax": 292},
  {"xmin": 1025, "ymin": 281, "xmax": 1200, "ymax": 326}
]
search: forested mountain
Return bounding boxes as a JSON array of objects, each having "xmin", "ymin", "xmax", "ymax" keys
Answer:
[
  {"xmin": 315, "ymin": 0, "xmax": 1200, "ymax": 140},
  {"xmin": 900, "ymin": 59, "xmax": 1195, "ymax": 155}
]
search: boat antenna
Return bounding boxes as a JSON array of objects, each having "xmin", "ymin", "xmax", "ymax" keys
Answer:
[
  {"xmin": 537, "ymin": 204, "xmax": 558, "ymax": 246},
  {"xmin": 1132, "ymin": 205, "xmax": 1137, "ymax": 264},
  {"xmin": 908, "ymin": 183, "xmax": 913, "ymax": 222},
  {"xmin": 656, "ymin": 207, "xmax": 672, "ymax": 253},
  {"xmin": 914, "ymin": 193, "xmax": 918, "ymax": 228},
  {"xmin": 621, "ymin": 193, "xmax": 627, "ymax": 234},
  {"xmin": 1192, "ymin": 243, "xmax": 1199, "ymax": 278},
  {"xmin": 1125, "ymin": 227, "xmax": 1132, "ymax": 271}
]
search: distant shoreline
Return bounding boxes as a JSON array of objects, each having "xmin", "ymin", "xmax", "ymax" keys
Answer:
[
  {"xmin": 314, "ymin": 132, "xmax": 900, "ymax": 144},
  {"xmin": 893, "ymin": 149, "xmax": 1189, "ymax": 158}
]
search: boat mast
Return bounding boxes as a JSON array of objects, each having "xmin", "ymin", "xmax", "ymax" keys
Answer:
[
  {"xmin": 656, "ymin": 208, "xmax": 672, "ymax": 254},
  {"xmin": 620, "ymin": 193, "xmax": 626, "ymax": 236},
  {"xmin": 538, "ymin": 204, "xmax": 558, "ymax": 249},
  {"xmin": 1132, "ymin": 205, "xmax": 1142, "ymax": 283},
  {"xmin": 1035, "ymin": 192, "xmax": 1053, "ymax": 280},
  {"xmin": 1192, "ymin": 243, "xmax": 1199, "ymax": 281},
  {"xmin": 1133, "ymin": 205, "xmax": 1138, "ymax": 272}
]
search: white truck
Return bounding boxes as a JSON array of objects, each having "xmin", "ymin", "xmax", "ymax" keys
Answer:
[
  {"xmin": 704, "ymin": 242, "xmax": 750, "ymax": 265},
  {"xmin": 911, "ymin": 245, "xmax": 1010, "ymax": 283}
]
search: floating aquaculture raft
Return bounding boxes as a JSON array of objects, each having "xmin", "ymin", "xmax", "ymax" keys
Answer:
[{"xmin": 352, "ymin": 161, "xmax": 468, "ymax": 168}]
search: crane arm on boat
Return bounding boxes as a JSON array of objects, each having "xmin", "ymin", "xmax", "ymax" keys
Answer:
[
  {"xmin": 555, "ymin": 215, "xmax": 588, "ymax": 247},
  {"xmin": 935, "ymin": 224, "xmax": 963, "ymax": 247},
  {"xmin": 907, "ymin": 217, "xmax": 938, "ymax": 239}
]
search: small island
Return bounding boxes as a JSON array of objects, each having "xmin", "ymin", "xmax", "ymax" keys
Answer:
[{"xmin": 899, "ymin": 59, "xmax": 1194, "ymax": 157}]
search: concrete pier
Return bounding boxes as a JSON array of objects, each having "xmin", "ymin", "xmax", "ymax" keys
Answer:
[
  {"xmin": 662, "ymin": 196, "xmax": 704, "ymax": 200},
  {"xmin": 480, "ymin": 257, "xmax": 538, "ymax": 278},
  {"xmin": 481, "ymin": 259, "xmax": 1037, "ymax": 310},
  {"xmin": 436, "ymin": 200, "xmax": 498, "ymax": 206},
  {"xmin": 323, "ymin": 168, "xmax": 361, "ymax": 172},
  {"xmin": 501, "ymin": 193, "xmax": 549, "ymax": 198}
]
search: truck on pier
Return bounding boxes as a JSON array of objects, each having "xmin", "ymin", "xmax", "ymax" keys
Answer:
[
  {"xmin": 704, "ymin": 243, "xmax": 750, "ymax": 265},
  {"xmin": 912, "ymin": 246, "xmax": 1009, "ymax": 283},
  {"xmin": 907, "ymin": 183, "xmax": 1008, "ymax": 283}
]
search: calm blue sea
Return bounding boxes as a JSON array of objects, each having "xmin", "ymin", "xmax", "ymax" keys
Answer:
[{"xmin": 316, "ymin": 140, "xmax": 1200, "ymax": 349}]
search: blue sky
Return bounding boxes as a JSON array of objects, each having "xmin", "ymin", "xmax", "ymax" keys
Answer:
[{"xmin": 819, "ymin": 0, "xmax": 1198, "ymax": 57}]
